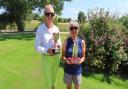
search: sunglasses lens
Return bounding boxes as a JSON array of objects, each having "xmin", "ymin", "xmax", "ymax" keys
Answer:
[
  {"xmin": 51, "ymin": 13, "xmax": 55, "ymax": 17},
  {"xmin": 45, "ymin": 12, "xmax": 55, "ymax": 17},
  {"xmin": 70, "ymin": 27, "xmax": 78, "ymax": 31}
]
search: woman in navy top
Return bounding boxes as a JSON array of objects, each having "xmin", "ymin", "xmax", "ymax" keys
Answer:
[{"xmin": 62, "ymin": 20, "xmax": 86, "ymax": 89}]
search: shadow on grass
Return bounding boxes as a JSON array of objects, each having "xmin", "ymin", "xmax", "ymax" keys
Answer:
[{"xmin": 0, "ymin": 32, "xmax": 35, "ymax": 41}]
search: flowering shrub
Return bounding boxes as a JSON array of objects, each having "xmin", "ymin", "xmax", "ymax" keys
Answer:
[{"xmin": 80, "ymin": 8, "xmax": 128, "ymax": 76}]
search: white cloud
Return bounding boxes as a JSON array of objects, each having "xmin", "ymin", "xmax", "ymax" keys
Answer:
[{"xmin": 69, "ymin": 7, "xmax": 80, "ymax": 14}]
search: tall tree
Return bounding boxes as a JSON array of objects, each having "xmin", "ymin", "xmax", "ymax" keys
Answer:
[
  {"xmin": 78, "ymin": 11, "xmax": 86, "ymax": 24},
  {"xmin": 77, "ymin": 11, "xmax": 86, "ymax": 40},
  {"xmin": 0, "ymin": 0, "xmax": 72, "ymax": 31}
]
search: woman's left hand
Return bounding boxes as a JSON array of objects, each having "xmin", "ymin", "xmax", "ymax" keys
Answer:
[{"xmin": 76, "ymin": 58, "xmax": 82, "ymax": 64}]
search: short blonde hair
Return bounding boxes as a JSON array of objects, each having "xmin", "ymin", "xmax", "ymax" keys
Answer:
[
  {"xmin": 44, "ymin": 4, "xmax": 54, "ymax": 13},
  {"xmin": 69, "ymin": 20, "xmax": 80, "ymax": 29}
]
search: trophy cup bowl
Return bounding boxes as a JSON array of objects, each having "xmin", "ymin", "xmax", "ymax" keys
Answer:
[
  {"xmin": 72, "ymin": 42, "xmax": 78, "ymax": 64},
  {"xmin": 53, "ymin": 33, "xmax": 59, "ymax": 42},
  {"xmin": 52, "ymin": 33, "xmax": 60, "ymax": 54}
]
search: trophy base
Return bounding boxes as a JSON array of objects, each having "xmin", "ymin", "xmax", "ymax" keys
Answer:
[
  {"xmin": 67, "ymin": 57, "xmax": 80, "ymax": 64},
  {"xmin": 52, "ymin": 48, "xmax": 60, "ymax": 54}
]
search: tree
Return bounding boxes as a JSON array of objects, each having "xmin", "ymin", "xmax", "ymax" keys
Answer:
[
  {"xmin": 33, "ymin": 13, "xmax": 40, "ymax": 20},
  {"xmin": 77, "ymin": 11, "xmax": 87, "ymax": 40},
  {"xmin": 0, "ymin": 0, "xmax": 28, "ymax": 31},
  {"xmin": 119, "ymin": 15, "xmax": 128, "ymax": 30},
  {"xmin": 78, "ymin": 11, "xmax": 86, "ymax": 24},
  {"xmin": 58, "ymin": 17, "xmax": 63, "ymax": 22},
  {"xmin": 88, "ymin": 8, "xmax": 127, "ymax": 78},
  {"xmin": 0, "ymin": 0, "xmax": 72, "ymax": 31},
  {"xmin": 79, "ymin": 8, "xmax": 128, "ymax": 81}
]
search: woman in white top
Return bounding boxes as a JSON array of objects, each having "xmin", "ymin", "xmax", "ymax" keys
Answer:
[{"xmin": 35, "ymin": 4, "xmax": 61, "ymax": 89}]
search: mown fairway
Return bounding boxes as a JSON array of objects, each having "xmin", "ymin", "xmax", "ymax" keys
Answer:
[{"xmin": 0, "ymin": 34, "xmax": 128, "ymax": 89}]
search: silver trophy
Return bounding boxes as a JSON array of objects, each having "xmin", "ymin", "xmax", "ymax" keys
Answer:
[
  {"xmin": 52, "ymin": 33, "xmax": 60, "ymax": 54},
  {"xmin": 72, "ymin": 41, "xmax": 78, "ymax": 63}
]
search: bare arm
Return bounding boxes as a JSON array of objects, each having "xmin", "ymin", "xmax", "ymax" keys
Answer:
[{"xmin": 77, "ymin": 39, "xmax": 86, "ymax": 64}]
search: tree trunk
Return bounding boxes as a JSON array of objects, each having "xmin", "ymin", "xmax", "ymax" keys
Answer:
[{"xmin": 15, "ymin": 19, "xmax": 25, "ymax": 32}]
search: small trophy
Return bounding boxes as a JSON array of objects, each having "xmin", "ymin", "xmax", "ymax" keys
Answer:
[
  {"xmin": 72, "ymin": 41, "xmax": 78, "ymax": 63},
  {"xmin": 52, "ymin": 33, "xmax": 60, "ymax": 54}
]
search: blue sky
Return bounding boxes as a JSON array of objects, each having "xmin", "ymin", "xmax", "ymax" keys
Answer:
[
  {"xmin": 0, "ymin": 8, "xmax": 5, "ymax": 14},
  {"xmin": 0, "ymin": 0, "xmax": 128, "ymax": 20},
  {"xmin": 61, "ymin": 0, "xmax": 128, "ymax": 19}
]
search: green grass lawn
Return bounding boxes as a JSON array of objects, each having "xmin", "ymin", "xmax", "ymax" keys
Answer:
[{"xmin": 0, "ymin": 34, "xmax": 128, "ymax": 89}]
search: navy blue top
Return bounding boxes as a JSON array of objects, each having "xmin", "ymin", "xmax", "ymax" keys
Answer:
[{"xmin": 64, "ymin": 37, "xmax": 83, "ymax": 75}]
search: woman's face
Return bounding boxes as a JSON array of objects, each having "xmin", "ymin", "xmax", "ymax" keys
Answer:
[
  {"xmin": 69, "ymin": 25, "xmax": 79, "ymax": 38},
  {"xmin": 44, "ymin": 7, "xmax": 55, "ymax": 23}
]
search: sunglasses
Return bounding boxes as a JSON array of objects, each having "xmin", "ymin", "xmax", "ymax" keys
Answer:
[
  {"xmin": 45, "ymin": 12, "xmax": 55, "ymax": 17},
  {"xmin": 70, "ymin": 26, "xmax": 79, "ymax": 31}
]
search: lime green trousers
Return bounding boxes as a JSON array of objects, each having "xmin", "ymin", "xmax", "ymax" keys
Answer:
[{"xmin": 41, "ymin": 54, "xmax": 60, "ymax": 89}]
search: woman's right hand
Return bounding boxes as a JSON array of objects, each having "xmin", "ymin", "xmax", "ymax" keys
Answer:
[
  {"xmin": 66, "ymin": 58, "xmax": 75, "ymax": 64},
  {"xmin": 47, "ymin": 48, "xmax": 54, "ymax": 55}
]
